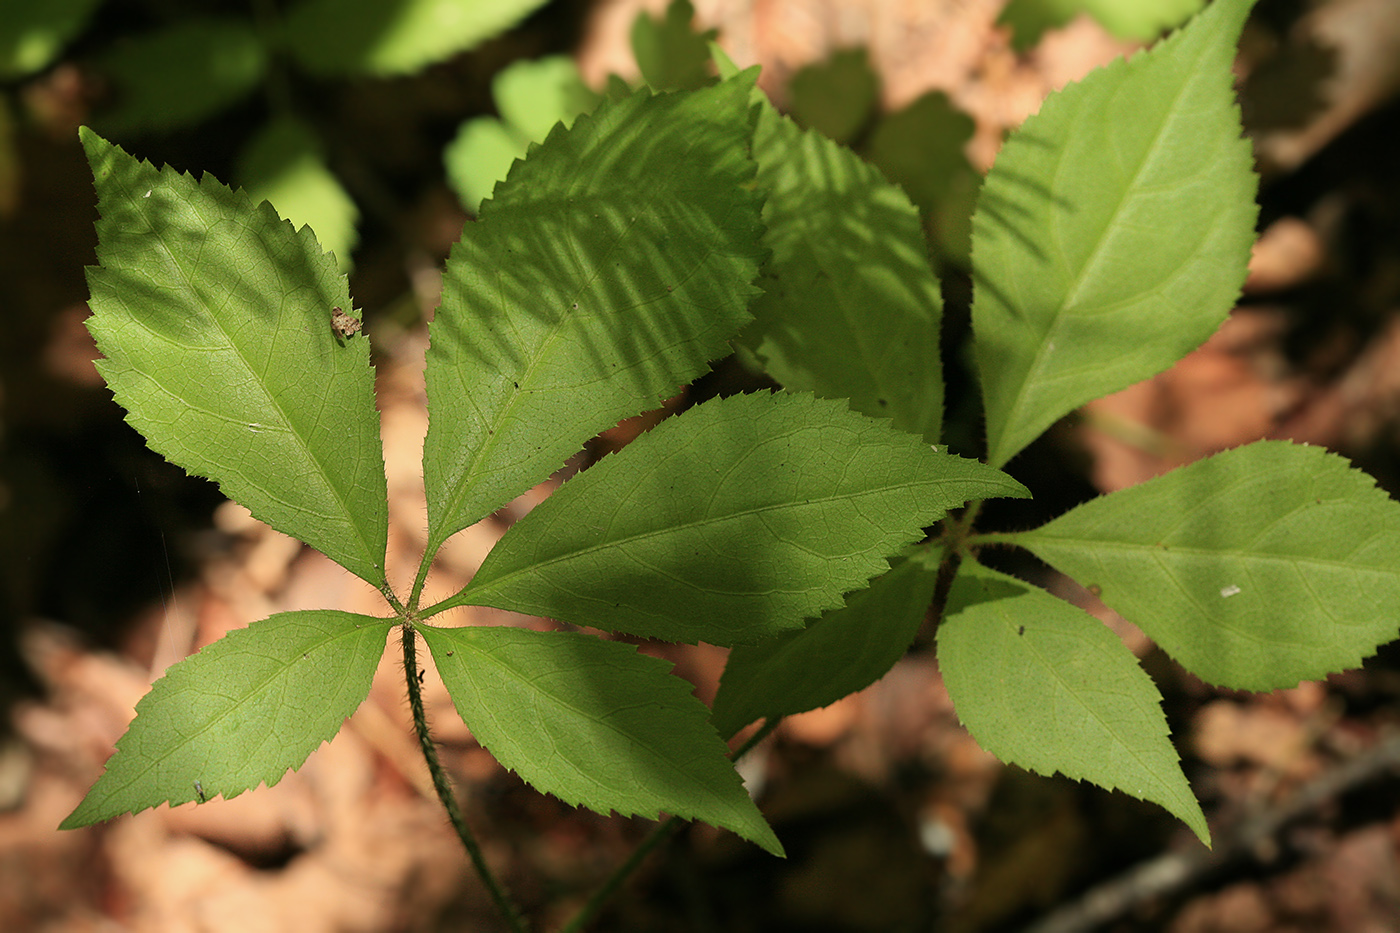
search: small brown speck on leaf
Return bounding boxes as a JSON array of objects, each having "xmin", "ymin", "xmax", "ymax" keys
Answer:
[{"xmin": 331, "ymin": 306, "xmax": 362, "ymax": 338}]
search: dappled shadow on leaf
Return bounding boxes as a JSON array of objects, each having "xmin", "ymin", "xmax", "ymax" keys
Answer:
[
  {"xmin": 422, "ymin": 82, "xmax": 762, "ymax": 545},
  {"xmin": 744, "ymin": 109, "xmax": 945, "ymax": 442},
  {"xmin": 972, "ymin": 156, "xmax": 1070, "ymax": 269}
]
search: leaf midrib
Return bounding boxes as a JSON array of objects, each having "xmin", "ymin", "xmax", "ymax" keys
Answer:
[
  {"xmin": 470, "ymin": 472, "xmax": 1014, "ymax": 598},
  {"xmin": 989, "ymin": 40, "xmax": 1218, "ymax": 466}
]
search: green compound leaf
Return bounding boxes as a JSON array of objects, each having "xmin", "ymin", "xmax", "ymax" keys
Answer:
[
  {"xmin": 280, "ymin": 0, "xmax": 551, "ymax": 76},
  {"xmin": 711, "ymin": 550, "xmax": 941, "ymax": 739},
  {"xmin": 743, "ymin": 88, "xmax": 945, "ymax": 444},
  {"xmin": 93, "ymin": 18, "xmax": 266, "ymax": 135},
  {"xmin": 973, "ymin": 0, "xmax": 1259, "ymax": 469},
  {"xmin": 62, "ymin": 611, "xmax": 391, "ymax": 829},
  {"xmin": 423, "ymin": 77, "xmax": 764, "ymax": 557},
  {"xmin": 940, "ymin": 561, "xmax": 1208, "ymax": 845},
  {"xmin": 81, "ymin": 129, "xmax": 389, "ymax": 586},
  {"xmin": 236, "ymin": 116, "xmax": 359, "ymax": 271},
  {"xmin": 455, "ymin": 392, "xmax": 1027, "ymax": 647},
  {"xmin": 1011, "ymin": 441, "xmax": 1400, "ymax": 691},
  {"xmin": 419, "ymin": 624, "xmax": 782, "ymax": 856}
]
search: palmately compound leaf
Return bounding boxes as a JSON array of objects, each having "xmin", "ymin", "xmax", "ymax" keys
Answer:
[
  {"xmin": 973, "ymin": 0, "xmax": 1259, "ymax": 469},
  {"xmin": 743, "ymin": 80, "xmax": 944, "ymax": 444},
  {"xmin": 418, "ymin": 624, "xmax": 782, "ymax": 856},
  {"xmin": 422, "ymin": 76, "xmax": 765, "ymax": 558},
  {"xmin": 450, "ymin": 392, "xmax": 1027, "ymax": 646},
  {"xmin": 280, "ymin": 0, "xmax": 551, "ymax": 76},
  {"xmin": 940, "ymin": 561, "xmax": 1208, "ymax": 845},
  {"xmin": 81, "ymin": 130, "xmax": 389, "ymax": 587},
  {"xmin": 62, "ymin": 611, "xmax": 391, "ymax": 829},
  {"xmin": 1011, "ymin": 441, "xmax": 1400, "ymax": 691},
  {"xmin": 711, "ymin": 550, "xmax": 942, "ymax": 739}
]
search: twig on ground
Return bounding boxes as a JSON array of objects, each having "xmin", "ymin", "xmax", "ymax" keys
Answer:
[{"xmin": 1021, "ymin": 729, "xmax": 1400, "ymax": 933}]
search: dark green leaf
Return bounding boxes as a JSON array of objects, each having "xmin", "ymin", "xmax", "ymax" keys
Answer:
[
  {"xmin": 745, "ymin": 92, "xmax": 945, "ymax": 443},
  {"xmin": 0, "ymin": 0, "xmax": 101, "ymax": 79},
  {"xmin": 281, "ymin": 0, "xmax": 551, "ymax": 76},
  {"xmin": 419, "ymin": 624, "xmax": 782, "ymax": 855},
  {"xmin": 786, "ymin": 49, "xmax": 880, "ymax": 145},
  {"xmin": 631, "ymin": 0, "xmax": 716, "ymax": 91},
  {"xmin": 94, "ymin": 18, "xmax": 265, "ymax": 134},
  {"xmin": 455, "ymin": 392, "xmax": 1026, "ymax": 646},
  {"xmin": 712, "ymin": 551, "xmax": 941, "ymax": 738}
]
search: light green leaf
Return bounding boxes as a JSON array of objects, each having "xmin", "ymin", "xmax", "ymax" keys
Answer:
[
  {"xmin": 443, "ymin": 56, "xmax": 600, "ymax": 213},
  {"xmin": 236, "ymin": 116, "xmax": 359, "ymax": 271},
  {"xmin": 418, "ymin": 624, "xmax": 782, "ymax": 855},
  {"xmin": 972, "ymin": 0, "xmax": 1258, "ymax": 469},
  {"xmin": 1000, "ymin": 0, "xmax": 1207, "ymax": 51},
  {"xmin": 1011, "ymin": 441, "xmax": 1400, "ymax": 691},
  {"xmin": 631, "ymin": 0, "xmax": 716, "ymax": 91},
  {"xmin": 422, "ymin": 77, "xmax": 764, "ymax": 557},
  {"xmin": 744, "ymin": 91, "xmax": 945, "ymax": 444},
  {"xmin": 81, "ymin": 129, "xmax": 389, "ymax": 586},
  {"xmin": 62, "ymin": 611, "xmax": 390, "ymax": 828},
  {"xmin": 711, "ymin": 550, "xmax": 941, "ymax": 738},
  {"xmin": 1083, "ymin": 0, "xmax": 1207, "ymax": 40},
  {"xmin": 0, "ymin": 0, "xmax": 101, "ymax": 80},
  {"xmin": 940, "ymin": 561, "xmax": 1208, "ymax": 845},
  {"xmin": 455, "ymin": 391, "xmax": 1027, "ymax": 646},
  {"xmin": 93, "ymin": 18, "xmax": 266, "ymax": 135},
  {"xmin": 444, "ymin": 118, "xmax": 526, "ymax": 215},
  {"xmin": 493, "ymin": 56, "xmax": 600, "ymax": 144},
  {"xmin": 281, "ymin": 0, "xmax": 550, "ymax": 76}
]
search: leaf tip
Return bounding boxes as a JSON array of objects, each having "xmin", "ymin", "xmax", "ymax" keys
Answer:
[
  {"xmin": 57, "ymin": 808, "xmax": 93, "ymax": 832},
  {"xmin": 78, "ymin": 125, "xmax": 121, "ymax": 173}
]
